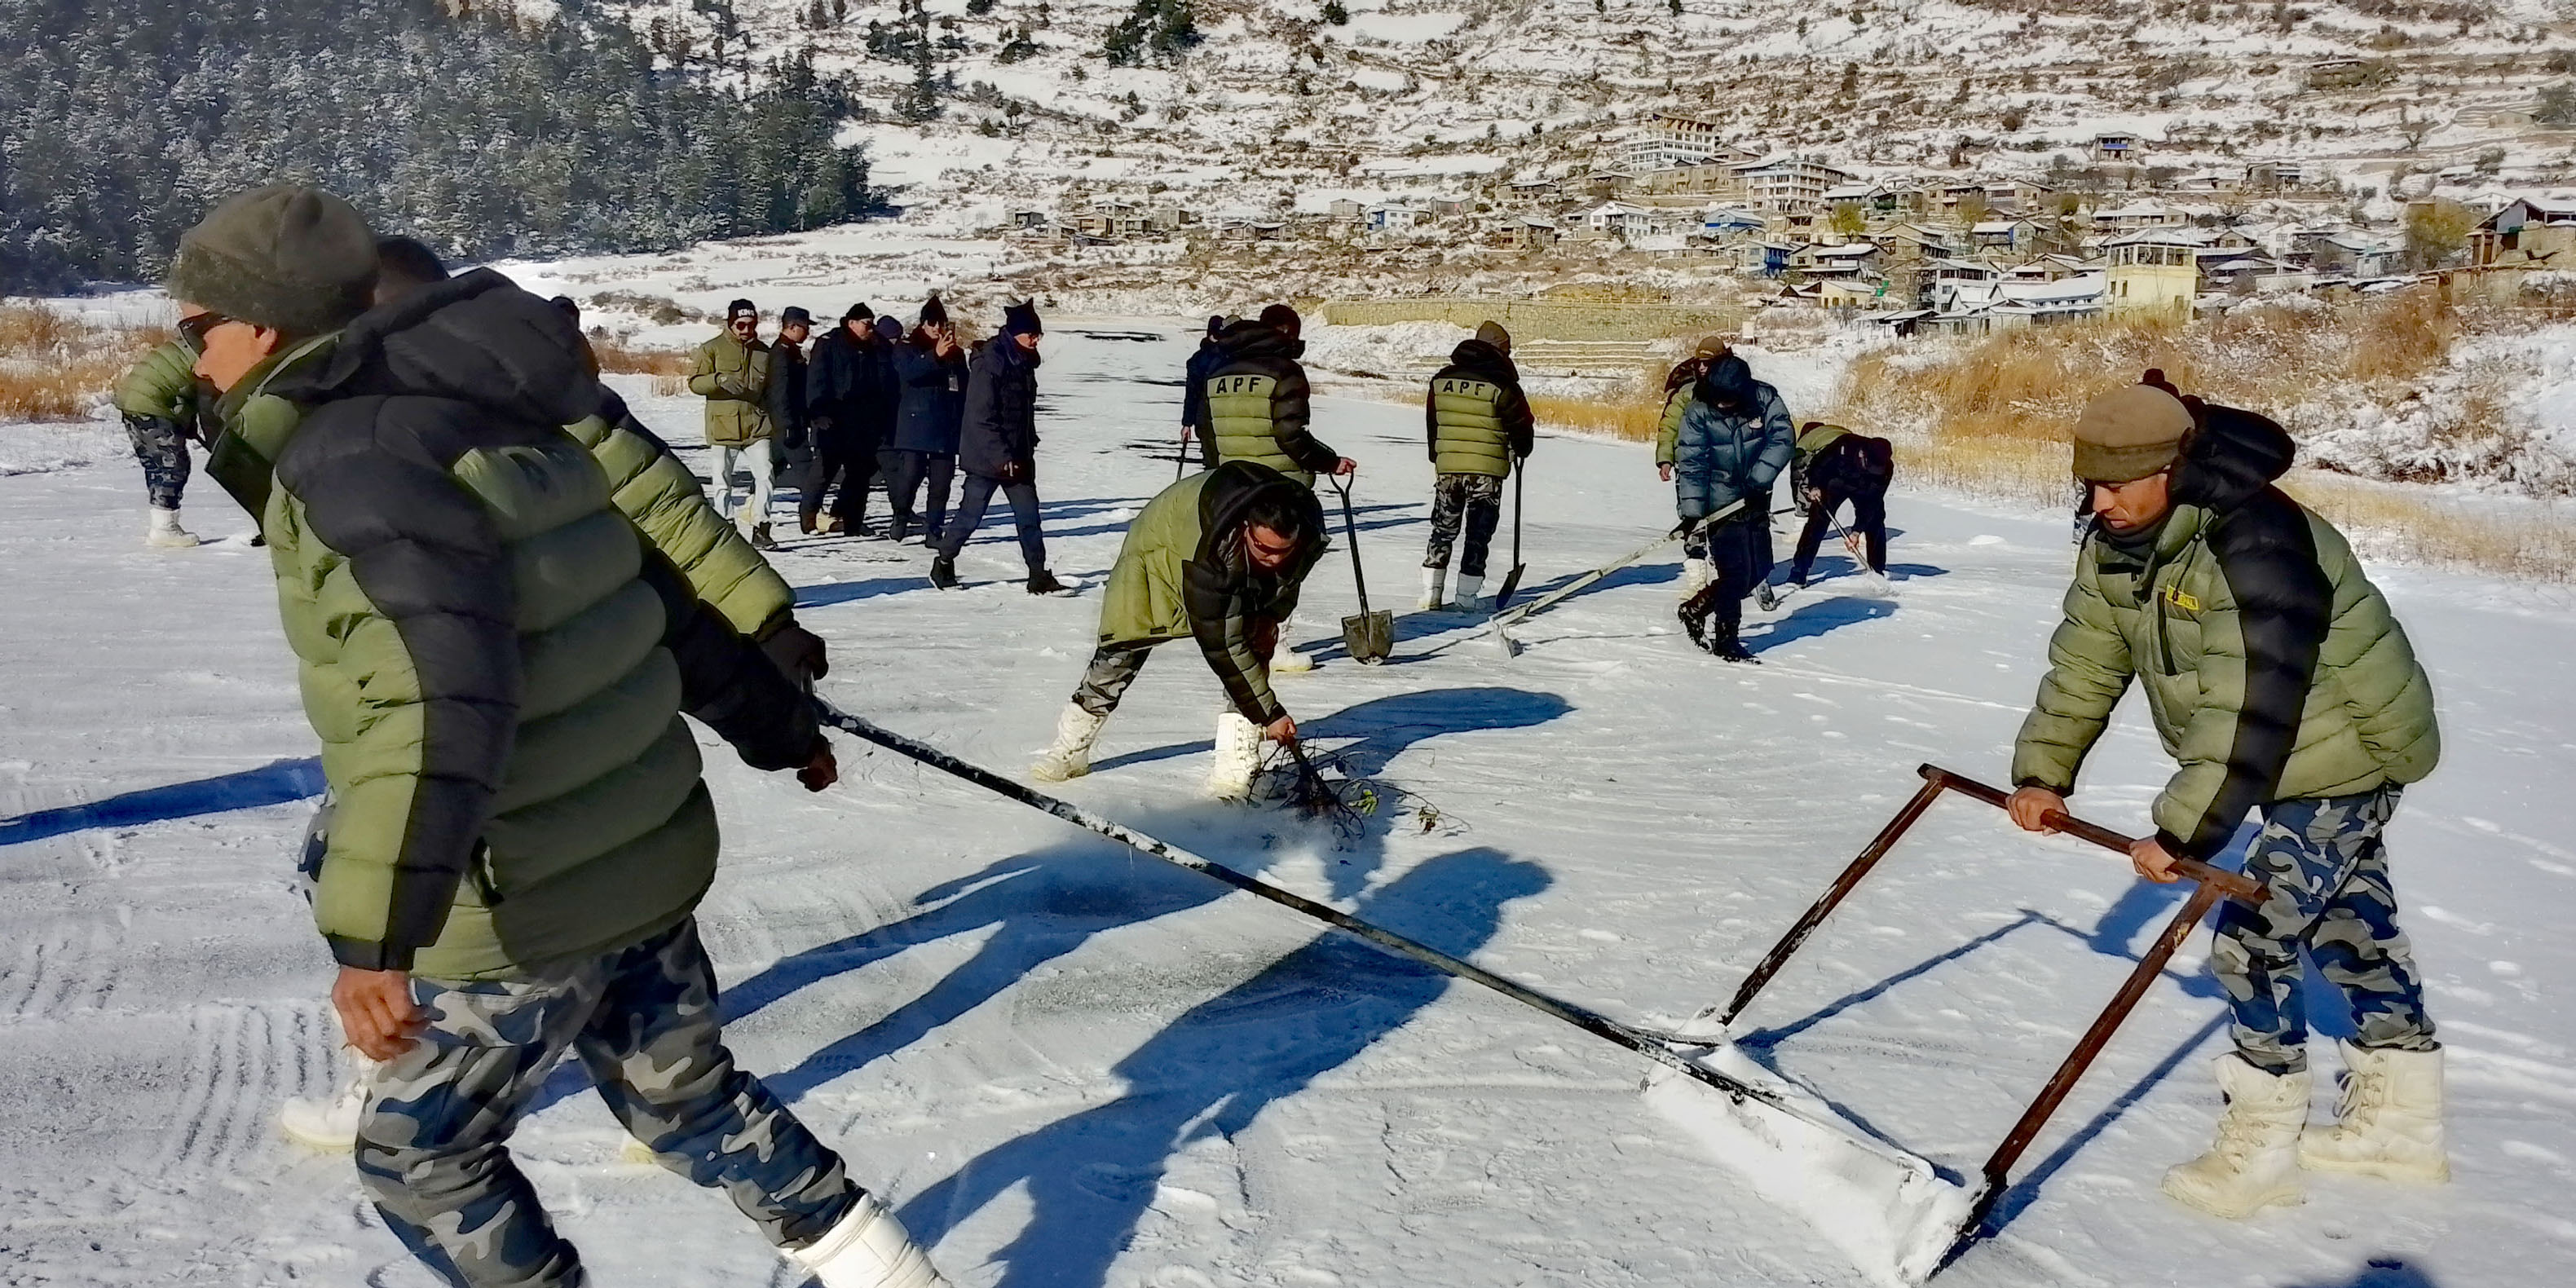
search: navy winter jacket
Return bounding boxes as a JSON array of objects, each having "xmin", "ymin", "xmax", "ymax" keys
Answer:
[
  {"xmin": 1672, "ymin": 368, "xmax": 1795, "ymax": 520},
  {"xmin": 958, "ymin": 335, "xmax": 1042, "ymax": 480},
  {"xmin": 889, "ymin": 335, "xmax": 967, "ymax": 454}
]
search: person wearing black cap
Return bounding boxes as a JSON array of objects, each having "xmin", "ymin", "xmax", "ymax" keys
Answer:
[
  {"xmin": 767, "ymin": 306, "xmax": 815, "ymax": 543},
  {"xmin": 1178, "ymin": 314, "xmax": 1226, "ymax": 469},
  {"xmin": 933, "ymin": 300, "xmax": 1061, "ymax": 593},
  {"xmin": 805, "ymin": 302, "xmax": 887, "ymax": 535},
  {"xmin": 689, "ymin": 298, "xmax": 779, "ymax": 546},
  {"xmin": 884, "ymin": 294, "xmax": 967, "ymax": 543}
]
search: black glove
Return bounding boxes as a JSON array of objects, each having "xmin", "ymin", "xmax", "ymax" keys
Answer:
[{"xmin": 759, "ymin": 621, "xmax": 829, "ymax": 684}]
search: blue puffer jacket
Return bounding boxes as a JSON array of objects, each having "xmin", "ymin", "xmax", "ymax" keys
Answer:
[
  {"xmin": 1667, "ymin": 358, "xmax": 1794, "ymax": 520},
  {"xmin": 888, "ymin": 334, "xmax": 967, "ymax": 454}
]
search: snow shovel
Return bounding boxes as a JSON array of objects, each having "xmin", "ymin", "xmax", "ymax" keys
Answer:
[
  {"xmin": 808, "ymin": 693, "xmax": 1955, "ymax": 1286},
  {"xmin": 1489, "ymin": 466, "xmax": 1528, "ymax": 614},
  {"xmin": 1699, "ymin": 763, "xmax": 2265, "ymax": 1279},
  {"xmin": 1487, "ymin": 497, "xmax": 1747, "ymax": 658},
  {"xmin": 1327, "ymin": 475, "xmax": 1392, "ymax": 664}
]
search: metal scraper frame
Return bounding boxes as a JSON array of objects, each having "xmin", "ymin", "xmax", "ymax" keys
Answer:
[{"xmin": 1718, "ymin": 764, "xmax": 2264, "ymax": 1268}]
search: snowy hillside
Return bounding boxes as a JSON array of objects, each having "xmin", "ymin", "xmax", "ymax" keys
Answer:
[
  {"xmin": 4, "ymin": 324, "xmax": 2572, "ymax": 1286},
  {"xmin": 603, "ymin": 0, "xmax": 2576, "ymax": 217}
]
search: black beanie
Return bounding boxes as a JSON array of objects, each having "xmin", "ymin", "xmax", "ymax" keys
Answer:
[
  {"xmin": 920, "ymin": 293, "xmax": 949, "ymax": 328},
  {"xmin": 1258, "ymin": 302, "xmax": 1301, "ymax": 333},
  {"xmin": 844, "ymin": 302, "xmax": 875, "ymax": 322},
  {"xmin": 726, "ymin": 298, "xmax": 756, "ymax": 320},
  {"xmin": 1003, "ymin": 300, "xmax": 1043, "ymax": 337}
]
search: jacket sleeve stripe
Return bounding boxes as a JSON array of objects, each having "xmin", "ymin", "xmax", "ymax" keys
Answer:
[{"xmin": 2171, "ymin": 492, "xmax": 2332, "ymax": 857}]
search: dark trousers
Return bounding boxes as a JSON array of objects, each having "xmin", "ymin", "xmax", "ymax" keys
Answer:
[
  {"xmin": 881, "ymin": 448, "xmax": 954, "ymax": 540},
  {"xmin": 801, "ymin": 439, "xmax": 880, "ymax": 527},
  {"xmin": 1423, "ymin": 473, "xmax": 1504, "ymax": 578},
  {"xmin": 1790, "ymin": 488, "xmax": 1887, "ymax": 582},
  {"xmin": 937, "ymin": 474, "xmax": 1048, "ymax": 571},
  {"xmin": 1683, "ymin": 512, "xmax": 1767, "ymax": 628}
]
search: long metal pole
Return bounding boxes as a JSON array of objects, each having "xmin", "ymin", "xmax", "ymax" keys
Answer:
[
  {"xmin": 810, "ymin": 697, "xmax": 1926, "ymax": 1170},
  {"xmin": 1718, "ymin": 771, "xmax": 1950, "ymax": 1026}
]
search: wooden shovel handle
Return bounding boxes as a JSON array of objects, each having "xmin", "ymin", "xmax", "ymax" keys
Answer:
[{"xmin": 1918, "ymin": 765, "xmax": 2264, "ymax": 904}]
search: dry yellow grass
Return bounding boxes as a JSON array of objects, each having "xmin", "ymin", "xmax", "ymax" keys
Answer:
[
  {"xmin": 0, "ymin": 302, "xmax": 163, "ymax": 422},
  {"xmin": 1528, "ymin": 391, "xmax": 1663, "ymax": 442}
]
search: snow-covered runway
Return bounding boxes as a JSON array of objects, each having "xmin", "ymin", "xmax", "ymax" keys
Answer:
[{"xmin": 2, "ymin": 325, "xmax": 2570, "ymax": 1286}]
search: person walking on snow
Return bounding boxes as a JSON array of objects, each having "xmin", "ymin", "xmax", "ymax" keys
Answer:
[
  {"xmin": 1200, "ymin": 304, "xmax": 1355, "ymax": 673},
  {"xmin": 805, "ymin": 303, "xmax": 889, "ymax": 535},
  {"xmin": 1178, "ymin": 313, "xmax": 1225, "ymax": 469},
  {"xmin": 689, "ymin": 298, "xmax": 782, "ymax": 549},
  {"xmin": 933, "ymin": 301, "xmax": 1063, "ymax": 594},
  {"xmin": 1030, "ymin": 461, "xmax": 1329, "ymax": 801},
  {"xmin": 884, "ymin": 295, "xmax": 967, "ymax": 543},
  {"xmin": 769, "ymin": 304, "xmax": 815, "ymax": 511},
  {"xmin": 1418, "ymin": 320, "xmax": 1534, "ymax": 613},
  {"xmin": 1786, "ymin": 421, "xmax": 1894, "ymax": 586},
  {"xmin": 2006, "ymin": 374, "xmax": 2445, "ymax": 1222},
  {"xmin": 169, "ymin": 184, "xmax": 945, "ymax": 1288},
  {"xmin": 112, "ymin": 329, "xmax": 207, "ymax": 547},
  {"xmin": 1656, "ymin": 348, "xmax": 1793, "ymax": 660}
]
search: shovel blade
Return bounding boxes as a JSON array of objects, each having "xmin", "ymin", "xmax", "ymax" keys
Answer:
[
  {"xmin": 1490, "ymin": 562, "xmax": 1528, "ymax": 614},
  {"xmin": 1343, "ymin": 610, "xmax": 1394, "ymax": 664}
]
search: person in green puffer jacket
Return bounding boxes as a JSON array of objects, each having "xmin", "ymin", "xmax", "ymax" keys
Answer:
[
  {"xmin": 2005, "ymin": 373, "xmax": 2445, "ymax": 1224},
  {"xmin": 1028, "ymin": 461, "xmax": 1329, "ymax": 801},
  {"xmin": 1418, "ymin": 320, "xmax": 1534, "ymax": 612},
  {"xmin": 690, "ymin": 300, "xmax": 780, "ymax": 547},
  {"xmin": 1199, "ymin": 305, "xmax": 1356, "ymax": 487},
  {"xmin": 169, "ymin": 185, "xmax": 945, "ymax": 1288},
  {"xmin": 112, "ymin": 334, "xmax": 208, "ymax": 547}
]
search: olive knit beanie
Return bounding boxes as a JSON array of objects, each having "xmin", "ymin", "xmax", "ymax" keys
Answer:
[
  {"xmin": 165, "ymin": 184, "xmax": 377, "ymax": 337},
  {"xmin": 2074, "ymin": 383, "xmax": 2197, "ymax": 483},
  {"xmin": 1692, "ymin": 333, "xmax": 1731, "ymax": 360}
]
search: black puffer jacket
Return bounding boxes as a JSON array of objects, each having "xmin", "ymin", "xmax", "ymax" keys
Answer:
[{"xmin": 959, "ymin": 333, "xmax": 1042, "ymax": 480}]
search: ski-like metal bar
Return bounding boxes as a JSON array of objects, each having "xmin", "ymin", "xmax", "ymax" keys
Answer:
[
  {"xmin": 1918, "ymin": 766, "xmax": 2263, "ymax": 904},
  {"xmin": 1486, "ymin": 498, "xmax": 1745, "ymax": 631},
  {"xmin": 1718, "ymin": 770, "xmax": 1952, "ymax": 1027},
  {"xmin": 1949, "ymin": 879, "xmax": 2228, "ymax": 1254},
  {"xmin": 811, "ymin": 697, "xmax": 1926, "ymax": 1171}
]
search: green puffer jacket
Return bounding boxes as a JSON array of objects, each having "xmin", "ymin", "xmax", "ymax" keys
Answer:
[
  {"xmin": 2012, "ymin": 405, "xmax": 2439, "ymax": 858},
  {"xmin": 567, "ymin": 387, "xmax": 796, "ymax": 640},
  {"xmin": 1099, "ymin": 462, "xmax": 1328, "ymax": 725},
  {"xmin": 688, "ymin": 330, "xmax": 774, "ymax": 447},
  {"xmin": 114, "ymin": 337, "xmax": 203, "ymax": 429},
  {"xmin": 259, "ymin": 271, "xmax": 815, "ymax": 980},
  {"xmin": 1202, "ymin": 320, "xmax": 1339, "ymax": 487},
  {"xmin": 1424, "ymin": 338, "xmax": 1535, "ymax": 479}
]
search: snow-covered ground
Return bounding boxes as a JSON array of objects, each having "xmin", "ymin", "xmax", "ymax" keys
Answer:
[{"xmin": 3, "ymin": 324, "xmax": 2572, "ymax": 1286}]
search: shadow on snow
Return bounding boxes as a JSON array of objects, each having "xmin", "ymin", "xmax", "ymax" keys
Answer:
[{"xmin": 0, "ymin": 757, "xmax": 324, "ymax": 847}]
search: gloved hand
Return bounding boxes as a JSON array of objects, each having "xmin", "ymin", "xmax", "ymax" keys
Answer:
[
  {"xmin": 999, "ymin": 459, "xmax": 1030, "ymax": 484},
  {"xmin": 759, "ymin": 621, "xmax": 830, "ymax": 684}
]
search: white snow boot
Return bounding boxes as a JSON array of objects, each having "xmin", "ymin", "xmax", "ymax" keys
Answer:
[
  {"xmin": 1448, "ymin": 573, "xmax": 1484, "ymax": 614},
  {"xmin": 2299, "ymin": 1043, "xmax": 2448, "ymax": 1184},
  {"xmin": 1417, "ymin": 565, "xmax": 1447, "ymax": 611},
  {"xmin": 2161, "ymin": 1055, "xmax": 2310, "ymax": 1219},
  {"xmin": 1678, "ymin": 557, "xmax": 1713, "ymax": 602},
  {"xmin": 279, "ymin": 1056, "xmax": 381, "ymax": 1151},
  {"xmin": 787, "ymin": 1190, "xmax": 951, "ymax": 1288},
  {"xmin": 1202, "ymin": 712, "xmax": 1264, "ymax": 802},
  {"xmin": 147, "ymin": 505, "xmax": 200, "ymax": 549},
  {"xmin": 1030, "ymin": 704, "xmax": 1108, "ymax": 783}
]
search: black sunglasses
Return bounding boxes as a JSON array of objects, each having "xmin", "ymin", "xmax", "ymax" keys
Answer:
[{"xmin": 177, "ymin": 311, "xmax": 236, "ymax": 345}]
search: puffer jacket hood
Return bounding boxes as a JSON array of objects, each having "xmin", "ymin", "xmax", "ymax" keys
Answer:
[
  {"xmin": 276, "ymin": 267, "xmax": 597, "ymax": 427},
  {"xmin": 1217, "ymin": 319, "xmax": 1305, "ymax": 364},
  {"xmin": 1445, "ymin": 337, "xmax": 1518, "ymax": 384},
  {"xmin": 2172, "ymin": 401, "xmax": 2296, "ymax": 514},
  {"xmin": 1697, "ymin": 353, "xmax": 1757, "ymax": 408}
]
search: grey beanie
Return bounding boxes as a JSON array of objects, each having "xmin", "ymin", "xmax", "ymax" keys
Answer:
[{"xmin": 165, "ymin": 184, "xmax": 378, "ymax": 337}]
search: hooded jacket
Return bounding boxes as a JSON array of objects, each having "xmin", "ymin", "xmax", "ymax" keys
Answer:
[
  {"xmin": 257, "ymin": 271, "xmax": 814, "ymax": 979},
  {"xmin": 687, "ymin": 329, "xmax": 774, "ymax": 447},
  {"xmin": 1201, "ymin": 321, "xmax": 1339, "ymax": 486},
  {"xmin": 808, "ymin": 324, "xmax": 891, "ymax": 448},
  {"xmin": 888, "ymin": 330, "xmax": 968, "ymax": 454},
  {"xmin": 1180, "ymin": 334, "xmax": 1225, "ymax": 437},
  {"xmin": 1424, "ymin": 338, "xmax": 1535, "ymax": 479},
  {"xmin": 959, "ymin": 333, "xmax": 1042, "ymax": 480},
  {"xmin": 1098, "ymin": 462, "xmax": 1329, "ymax": 726},
  {"xmin": 2013, "ymin": 404, "xmax": 2440, "ymax": 858},
  {"xmin": 1794, "ymin": 424, "xmax": 1894, "ymax": 501},
  {"xmin": 1657, "ymin": 355, "xmax": 1795, "ymax": 519}
]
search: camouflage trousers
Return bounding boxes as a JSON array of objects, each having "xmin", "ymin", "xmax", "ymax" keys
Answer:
[
  {"xmin": 358, "ymin": 918, "xmax": 859, "ymax": 1287},
  {"xmin": 1423, "ymin": 473, "xmax": 1503, "ymax": 578},
  {"xmin": 122, "ymin": 412, "xmax": 191, "ymax": 509},
  {"xmin": 2212, "ymin": 784, "xmax": 2438, "ymax": 1075}
]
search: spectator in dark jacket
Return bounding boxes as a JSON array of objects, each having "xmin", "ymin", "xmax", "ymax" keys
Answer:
[
  {"xmin": 766, "ymin": 307, "xmax": 813, "ymax": 522},
  {"xmin": 803, "ymin": 302, "xmax": 885, "ymax": 534},
  {"xmin": 1789, "ymin": 421, "xmax": 1895, "ymax": 584},
  {"xmin": 882, "ymin": 295, "xmax": 967, "ymax": 542},
  {"xmin": 1179, "ymin": 314, "xmax": 1225, "ymax": 468},
  {"xmin": 933, "ymin": 302, "xmax": 1060, "ymax": 594}
]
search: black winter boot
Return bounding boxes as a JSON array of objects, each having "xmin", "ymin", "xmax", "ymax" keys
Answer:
[
  {"xmin": 1027, "ymin": 568, "xmax": 1066, "ymax": 595},
  {"xmin": 929, "ymin": 557, "xmax": 959, "ymax": 589},
  {"xmin": 1711, "ymin": 618, "xmax": 1758, "ymax": 664},
  {"xmin": 1679, "ymin": 584, "xmax": 1722, "ymax": 651}
]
